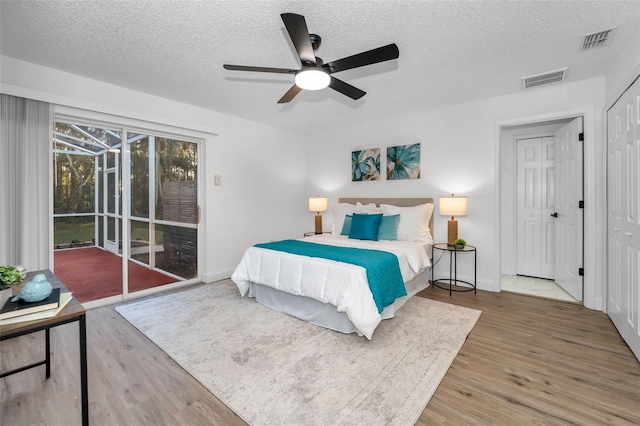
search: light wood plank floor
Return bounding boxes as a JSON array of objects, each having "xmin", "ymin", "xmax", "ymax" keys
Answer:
[{"xmin": 1, "ymin": 282, "xmax": 639, "ymax": 425}]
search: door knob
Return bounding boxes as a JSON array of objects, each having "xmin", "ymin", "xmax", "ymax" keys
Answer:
[
  {"xmin": 550, "ymin": 213, "xmax": 558, "ymax": 218},
  {"xmin": 627, "ymin": 232, "xmax": 633, "ymax": 237}
]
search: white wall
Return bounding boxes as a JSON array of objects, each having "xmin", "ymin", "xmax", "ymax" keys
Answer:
[
  {"xmin": 0, "ymin": 56, "xmax": 308, "ymax": 283},
  {"xmin": 605, "ymin": 23, "xmax": 640, "ymax": 107},
  {"xmin": 306, "ymin": 77, "xmax": 607, "ymax": 304}
]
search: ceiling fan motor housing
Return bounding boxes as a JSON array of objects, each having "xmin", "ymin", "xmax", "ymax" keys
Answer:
[{"xmin": 309, "ymin": 33, "xmax": 322, "ymax": 51}]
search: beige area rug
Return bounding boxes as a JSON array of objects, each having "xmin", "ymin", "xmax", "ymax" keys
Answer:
[{"xmin": 115, "ymin": 281, "xmax": 481, "ymax": 425}]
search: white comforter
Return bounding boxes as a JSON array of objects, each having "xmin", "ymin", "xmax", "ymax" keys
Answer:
[{"xmin": 231, "ymin": 234, "xmax": 432, "ymax": 339}]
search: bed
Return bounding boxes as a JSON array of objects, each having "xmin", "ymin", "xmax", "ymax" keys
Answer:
[{"xmin": 231, "ymin": 198, "xmax": 434, "ymax": 339}]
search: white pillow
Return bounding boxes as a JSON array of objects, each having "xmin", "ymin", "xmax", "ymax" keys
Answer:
[
  {"xmin": 356, "ymin": 202, "xmax": 383, "ymax": 214},
  {"xmin": 331, "ymin": 203, "xmax": 357, "ymax": 234},
  {"xmin": 380, "ymin": 203, "xmax": 434, "ymax": 242}
]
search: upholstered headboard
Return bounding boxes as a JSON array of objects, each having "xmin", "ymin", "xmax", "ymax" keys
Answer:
[{"xmin": 338, "ymin": 198, "xmax": 434, "ymax": 234}]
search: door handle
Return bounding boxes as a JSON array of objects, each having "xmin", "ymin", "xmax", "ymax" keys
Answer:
[
  {"xmin": 550, "ymin": 213, "xmax": 558, "ymax": 218},
  {"xmin": 614, "ymin": 227, "xmax": 620, "ymax": 232},
  {"xmin": 627, "ymin": 232, "xmax": 633, "ymax": 237}
]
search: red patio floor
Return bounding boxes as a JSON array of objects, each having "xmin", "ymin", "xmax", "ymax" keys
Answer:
[{"xmin": 54, "ymin": 247, "xmax": 177, "ymax": 303}]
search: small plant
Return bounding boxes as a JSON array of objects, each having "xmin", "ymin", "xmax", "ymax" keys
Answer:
[
  {"xmin": 454, "ymin": 238, "xmax": 466, "ymax": 247},
  {"xmin": 0, "ymin": 266, "xmax": 23, "ymax": 290}
]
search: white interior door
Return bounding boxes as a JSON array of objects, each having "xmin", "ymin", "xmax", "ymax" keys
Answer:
[
  {"xmin": 516, "ymin": 137, "xmax": 555, "ymax": 279},
  {"xmin": 554, "ymin": 117, "xmax": 584, "ymax": 301},
  {"xmin": 607, "ymin": 76, "xmax": 640, "ymax": 361}
]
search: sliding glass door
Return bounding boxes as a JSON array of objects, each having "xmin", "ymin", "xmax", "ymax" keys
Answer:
[{"xmin": 53, "ymin": 117, "xmax": 201, "ymax": 303}]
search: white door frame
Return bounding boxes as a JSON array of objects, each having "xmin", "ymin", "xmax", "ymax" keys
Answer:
[{"xmin": 494, "ymin": 107, "xmax": 604, "ymax": 312}]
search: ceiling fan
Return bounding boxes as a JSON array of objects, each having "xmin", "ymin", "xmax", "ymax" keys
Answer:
[{"xmin": 223, "ymin": 13, "xmax": 400, "ymax": 104}]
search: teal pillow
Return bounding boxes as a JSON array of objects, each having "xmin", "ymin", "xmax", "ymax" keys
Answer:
[
  {"xmin": 349, "ymin": 213, "xmax": 383, "ymax": 241},
  {"xmin": 377, "ymin": 214, "xmax": 400, "ymax": 240},
  {"xmin": 340, "ymin": 215, "xmax": 353, "ymax": 236}
]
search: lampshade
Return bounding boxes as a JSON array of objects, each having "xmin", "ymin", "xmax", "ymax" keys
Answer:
[
  {"xmin": 308, "ymin": 196, "xmax": 328, "ymax": 213},
  {"xmin": 295, "ymin": 69, "xmax": 330, "ymax": 90},
  {"xmin": 439, "ymin": 195, "xmax": 467, "ymax": 217}
]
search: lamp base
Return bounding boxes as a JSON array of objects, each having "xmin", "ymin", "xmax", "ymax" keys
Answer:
[
  {"xmin": 447, "ymin": 219, "xmax": 458, "ymax": 246},
  {"xmin": 315, "ymin": 214, "xmax": 323, "ymax": 234}
]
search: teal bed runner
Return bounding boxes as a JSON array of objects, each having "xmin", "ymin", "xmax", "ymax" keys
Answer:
[{"xmin": 254, "ymin": 239, "xmax": 406, "ymax": 313}]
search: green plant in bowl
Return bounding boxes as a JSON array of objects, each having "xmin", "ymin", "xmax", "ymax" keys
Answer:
[
  {"xmin": 0, "ymin": 266, "xmax": 24, "ymax": 290},
  {"xmin": 454, "ymin": 238, "xmax": 466, "ymax": 249}
]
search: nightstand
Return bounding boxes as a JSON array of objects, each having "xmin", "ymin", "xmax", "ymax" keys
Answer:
[{"xmin": 431, "ymin": 243, "xmax": 477, "ymax": 296}]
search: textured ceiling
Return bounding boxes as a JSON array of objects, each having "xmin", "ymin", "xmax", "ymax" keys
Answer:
[{"xmin": 1, "ymin": 1, "xmax": 639, "ymax": 134}]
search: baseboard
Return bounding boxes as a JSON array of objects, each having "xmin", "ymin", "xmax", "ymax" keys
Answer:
[
  {"xmin": 501, "ymin": 266, "xmax": 514, "ymax": 276},
  {"xmin": 202, "ymin": 268, "xmax": 234, "ymax": 283}
]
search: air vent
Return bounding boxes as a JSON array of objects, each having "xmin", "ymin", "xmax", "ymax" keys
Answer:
[
  {"xmin": 521, "ymin": 67, "xmax": 569, "ymax": 90},
  {"xmin": 581, "ymin": 28, "xmax": 617, "ymax": 51}
]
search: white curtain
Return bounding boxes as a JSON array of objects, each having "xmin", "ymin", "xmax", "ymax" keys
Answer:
[{"xmin": 0, "ymin": 94, "xmax": 52, "ymax": 271}]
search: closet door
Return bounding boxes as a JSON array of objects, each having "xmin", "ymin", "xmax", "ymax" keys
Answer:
[{"xmin": 607, "ymin": 76, "xmax": 640, "ymax": 361}]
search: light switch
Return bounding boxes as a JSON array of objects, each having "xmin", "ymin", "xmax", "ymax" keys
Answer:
[{"xmin": 214, "ymin": 175, "xmax": 222, "ymax": 185}]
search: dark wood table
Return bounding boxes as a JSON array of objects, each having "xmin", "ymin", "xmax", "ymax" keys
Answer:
[{"xmin": 0, "ymin": 269, "xmax": 89, "ymax": 425}]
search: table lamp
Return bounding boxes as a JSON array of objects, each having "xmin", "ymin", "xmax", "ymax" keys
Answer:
[
  {"xmin": 439, "ymin": 194, "xmax": 467, "ymax": 246},
  {"xmin": 309, "ymin": 196, "xmax": 328, "ymax": 234}
]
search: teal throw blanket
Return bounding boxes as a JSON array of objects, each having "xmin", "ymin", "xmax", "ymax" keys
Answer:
[{"xmin": 254, "ymin": 239, "xmax": 406, "ymax": 313}]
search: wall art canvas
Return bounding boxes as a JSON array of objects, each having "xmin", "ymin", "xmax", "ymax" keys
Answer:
[
  {"xmin": 387, "ymin": 143, "xmax": 421, "ymax": 180},
  {"xmin": 351, "ymin": 148, "xmax": 380, "ymax": 181}
]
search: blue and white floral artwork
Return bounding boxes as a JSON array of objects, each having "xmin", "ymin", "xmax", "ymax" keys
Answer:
[
  {"xmin": 352, "ymin": 148, "xmax": 380, "ymax": 181},
  {"xmin": 387, "ymin": 143, "xmax": 421, "ymax": 180}
]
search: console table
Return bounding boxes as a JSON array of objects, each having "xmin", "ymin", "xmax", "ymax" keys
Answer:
[{"xmin": 0, "ymin": 269, "xmax": 88, "ymax": 425}]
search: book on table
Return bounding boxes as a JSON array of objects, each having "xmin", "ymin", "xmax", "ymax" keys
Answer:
[
  {"xmin": 0, "ymin": 288, "xmax": 61, "ymax": 320},
  {"xmin": 0, "ymin": 292, "xmax": 73, "ymax": 326}
]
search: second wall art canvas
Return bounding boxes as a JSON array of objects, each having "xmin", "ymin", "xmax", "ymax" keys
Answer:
[{"xmin": 387, "ymin": 143, "xmax": 421, "ymax": 180}]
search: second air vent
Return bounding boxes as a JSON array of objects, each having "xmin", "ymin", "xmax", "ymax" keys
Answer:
[
  {"xmin": 521, "ymin": 67, "xmax": 569, "ymax": 90},
  {"xmin": 581, "ymin": 28, "xmax": 617, "ymax": 51}
]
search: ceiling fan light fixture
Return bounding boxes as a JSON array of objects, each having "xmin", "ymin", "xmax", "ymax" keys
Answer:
[{"xmin": 295, "ymin": 69, "xmax": 330, "ymax": 90}]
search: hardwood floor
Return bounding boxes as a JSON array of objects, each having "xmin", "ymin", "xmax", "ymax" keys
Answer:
[{"xmin": 1, "ymin": 282, "xmax": 639, "ymax": 425}]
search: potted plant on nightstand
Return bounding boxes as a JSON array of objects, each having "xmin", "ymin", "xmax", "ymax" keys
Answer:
[
  {"xmin": 0, "ymin": 266, "xmax": 24, "ymax": 307},
  {"xmin": 454, "ymin": 238, "xmax": 466, "ymax": 250}
]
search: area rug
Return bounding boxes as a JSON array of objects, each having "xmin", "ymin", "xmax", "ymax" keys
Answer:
[{"xmin": 115, "ymin": 280, "xmax": 481, "ymax": 425}]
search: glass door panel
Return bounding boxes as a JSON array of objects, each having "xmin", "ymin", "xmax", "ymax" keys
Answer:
[
  {"xmin": 130, "ymin": 137, "xmax": 150, "ymax": 218},
  {"xmin": 130, "ymin": 220, "xmax": 150, "ymax": 266},
  {"xmin": 127, "ymin": 133, "xmax": 198, "ymax": 293},
  {"xmin": 53, "ymin": 120, "xmax": 123, "ymax": 303},
  {"xmin": 156, "ymin": 224, "xmax": 197, "ymax": 280},
  {"xmin": 155, "ymin": 138, "xmax": 198, "ymax": 223}
]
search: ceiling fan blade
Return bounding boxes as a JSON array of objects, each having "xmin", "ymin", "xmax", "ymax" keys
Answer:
[
  {"xmin": 328, "ymin": 77, "xmax": 366, "ymax": 100},
  {"xmin": 281, "ymin": 13, "xmax": 316, "ymax": 66},
  {"xmin": 324, "ymin": 43, "xmax": 399, "ymax": 74},
  {"xmin": 277, "ymin": 85, "xmax": 303, "ymax": 104},
  {"xmin": 223, "ymin": 64, "xmax": 296, "ymax": 74}
]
